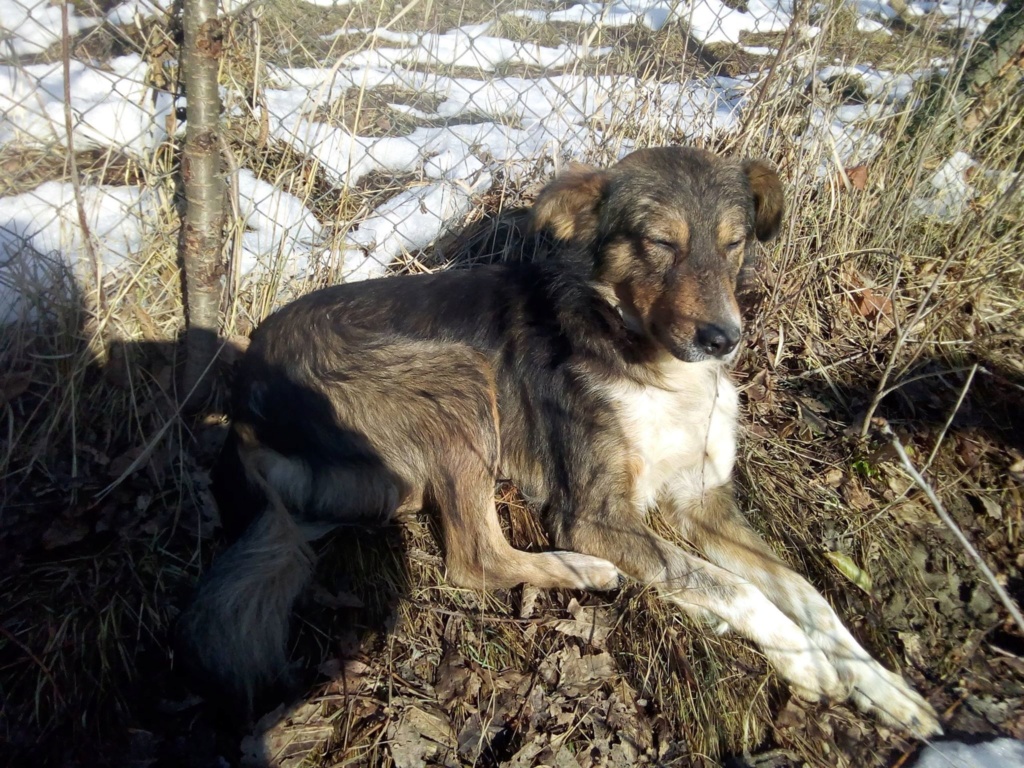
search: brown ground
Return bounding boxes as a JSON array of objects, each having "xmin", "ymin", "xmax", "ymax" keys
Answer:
[{"xmin": 1, "ymin": 0, "xmax": 1022, "ymax": 766}]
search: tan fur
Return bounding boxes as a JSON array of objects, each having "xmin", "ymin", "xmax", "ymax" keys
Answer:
[
  {"xmin": 743, "ymin": 159, "xmax": 785, "ymax": 240},
  {"xmin": 529, "ymin": 163, "xmax": 605, "ymax": 241}
]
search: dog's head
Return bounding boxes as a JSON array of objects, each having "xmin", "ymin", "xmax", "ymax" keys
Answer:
[{"xmin": 530, "ymin": 147, "xmax": 784, "ymax": 363}]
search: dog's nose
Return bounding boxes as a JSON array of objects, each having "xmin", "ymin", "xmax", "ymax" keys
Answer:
[{"xmin": 695, "ymin": 323, "xmax": 741, "ymax": 358}]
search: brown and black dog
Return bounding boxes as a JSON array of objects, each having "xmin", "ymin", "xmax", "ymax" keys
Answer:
[{"xmin": 179, "ymin": 147, "xmax": 940, "ymax": 737}]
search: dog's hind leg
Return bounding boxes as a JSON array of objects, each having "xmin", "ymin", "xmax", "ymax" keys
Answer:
[
  {"xmin": 433, "ymin": 455, "xmax": 621, "ymax": 592},
  {"xmin": 178, "ymin": 426, "xmax": 409, "ymax": 711},
  {"xmin": 666, "ymin": 483, "xmax": 941, "ymax": 738}
]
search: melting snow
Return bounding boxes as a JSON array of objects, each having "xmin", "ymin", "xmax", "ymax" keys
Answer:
[
  {"xmin": 912, "ymin": 739, "xmax": 1024, "ymax": 768},
  {"xmin": 0, "ymin": 183, "xmax": 156, "ymax": 323},
  {"xmin": 513, "ymin": 0, "xmax": 794, "ymax": 43},
  {"xmin": 340, "ymin": 27, "xmax": 612, "ymax": 71},
  {"xmin": 0, "ymin": 0, "xmax": 1009, "ymax": 318},
  {"xmin": 0, "ymin": 55, "xmax": 174, "ymax": 155},
  {"xmin": 342, "ymin": 178, "xmax": 486, "ymax": 281},
  {"xmin": 0, "ymin": 0, "xmax": 97, "ymax": 57},
  {"xmin": 910, "ymin": 151, "xmax": 978, "ymax": 221},
  {"xmin": 233, "ymin": 169, "xmax": 325, "ymax": 279}
]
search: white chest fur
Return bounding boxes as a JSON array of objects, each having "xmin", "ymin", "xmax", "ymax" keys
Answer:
[{"xmin": 603, "ymin": 360, "xmax": 738, "ymax": 509}]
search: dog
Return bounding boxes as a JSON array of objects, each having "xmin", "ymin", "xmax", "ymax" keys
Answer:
[{"xmin": 178, "ymin": 146, "xmax": 941, "ymax": 738}]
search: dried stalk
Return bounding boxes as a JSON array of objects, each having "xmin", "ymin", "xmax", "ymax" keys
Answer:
[
  {"xmin": 880, "ymin": 422, "xmax": 1024, "ymax": 636},
  {"xmin": 61, "ymin": 0, "xmax": 102, "ymax": 318}
]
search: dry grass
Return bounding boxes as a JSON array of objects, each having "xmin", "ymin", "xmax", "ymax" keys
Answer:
[{"xmin": 1, "ymin": 0, "xmax": 1023, "ymax": 765}]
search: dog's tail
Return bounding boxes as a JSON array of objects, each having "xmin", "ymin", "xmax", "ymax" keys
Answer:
[{"xmin": 176, "ymin": 440, "xmax": 315, "ymax": 708}]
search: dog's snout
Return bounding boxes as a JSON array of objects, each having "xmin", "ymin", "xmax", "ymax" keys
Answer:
[{"xmin": 695, "ymin": 323, "xmax": 740, "ymax": 358}]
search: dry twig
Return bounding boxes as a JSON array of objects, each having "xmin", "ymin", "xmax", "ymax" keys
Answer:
[{"xmin": 879, "ymin": 421, "xmax": 1024, "ymax": 636}]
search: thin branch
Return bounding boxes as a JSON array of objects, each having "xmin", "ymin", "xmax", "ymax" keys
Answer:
[
  {"xmin": 879, "ymin": 422, "xmax": 1024, "ymax": 636},
  {"xmin": 921, "ymin": 364, "xmax": 978, "ymax": 476}
]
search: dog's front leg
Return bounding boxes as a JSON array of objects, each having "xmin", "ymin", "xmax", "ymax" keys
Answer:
[
  {"xmin": 553, "ymin": 508, "xmax": 846, "ymax": 703},
  {"xmin": 665, "ymin": 482, "xmax": 941, "ymax": 738}
]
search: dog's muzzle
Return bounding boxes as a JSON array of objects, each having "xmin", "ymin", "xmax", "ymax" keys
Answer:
[{"xmin": 695, "ymin": 322, "xmax": 740, "ymax": 359}]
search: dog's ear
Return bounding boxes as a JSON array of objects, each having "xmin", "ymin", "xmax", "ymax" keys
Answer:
[
  {"xmin": 743, "ymin": 159, "xmax": 784, "ymax": 242},
  {"xmin": 529, "ymin": 163, "xmax": 609, "ymax": 241}
]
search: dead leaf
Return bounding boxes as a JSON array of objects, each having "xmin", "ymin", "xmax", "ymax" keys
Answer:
[
  {"xmin": 320, "ymin": 658, "xmax": 370, "ymax": 695},
  {"xmin": 132, "ymin": 303, "xmax": 161, "ymax": 340},
  {"xmin": 971, "ymin": 494, "xmax": 1002, "ymax": 520},
  {"xmin": 844, "ymin": 268, "xmax": 895, "ymax": 326},
  {"xmin": 241, "ymin": 699, "xmax": 334, "ymax": 768},
  {"xmin": 519, "ymin": 584, "xmax": 541, "ymax": 618},
  {"xmin": 545, "ymin": 598, "xmax": 613, "ymax": 648},
  {"xmin": 745, "ymin": 369, "xmax": 770, "ymax": 402},
  {"xmin": 545, "ymin": 746, "xmax": 584, "ymax": 768},
  {"xmin": 825, "ymin": 551, "xmax": 873, "ymax": 596},
  {"xmin": 957, "ymin": 436, "xmax": 983, "ymax": 468},
  {"xmin": 41, "ymin": 515, "xmax": 89, "ymax": 549},
  {"xmin": 854, "ymin": 287, "xmax": 893, "ymax": 321},
  {"xmin": 505, "ymin": 737, "xmax": 549, "ymax": 768},
  {"xmin": 886, "ymin": 474, "xmax": 913, "ymax": 497},
  {"xmin": 456, "ymin": 713, "xmax": 503, "ymax": 761},
  {"xmin": 846, "ymin": 164, "xmax": 868, "ymax": 190},
  {"xmin": 796, "ymin": 395, "xmax": 830, "ymax": 414},
  {"xmin": 560, "ymin": 650, "xmax": 617, "ymax": 694},
  {"xmin": 897, "ymin": 631, "xmax": 927, "ymax": 669},
  {"xmin": 824, "ymin": 468, "xmax": 844, "ymax": 488},
  {"xmin": 749, "ymin": 423, "xmax": 771, "ymax": 439},
  {"xmin": 841, "ymin": 478, "xmax": 873, "ymax": 511},
  {"xmin": 434, "ymin": 648, "xmax": 481, "ymax": 709},
  {"xmin": 387, "ymin": 705, "xmax": 457, "ymax": 768},
  {"xmin": 794, "ymin": 397, "xmax": 829, "ymax": 435},
  {"xmin": 891, "ymin": 498, "xmax": 938, "ymax": 526}
]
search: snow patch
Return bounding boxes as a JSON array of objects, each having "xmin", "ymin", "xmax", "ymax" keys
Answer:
[
  {"xmin": 0, "ymin": 0, "xmax": 98, "ymax": 57},
  {"xmin": 910, "ymin": 151, "xmax": 977, "ymax": 222},
  {"xmin": 912, "ymin": 739, "xmax": 1024, "ymax": 768},
  {"xmin": 0, "ymin": 183, "xmax": 156, "ymax": 323},
  {"xmin": 340, "ymin": 27, "xmax": 611, "ymax": 71},
  {"xmin": 341, "ymin": 177, "xmax": 488, "ymax": 281},
  {"xmin": 798, "ymin": 63, "xmax": 935, "ymax": 176},
  {"xmin": 105, "ymin": 0, "xmax": 173, "ymax": 26},
  {"xmin": 0, "ymin": 55, "xmax": 174, "ymax": 156},
  {"xmin": 263, "ymin": 66, "xmax": 747, "ymax": 190},
  {"xmin": 233, "ymin": 169, "xmax": 324, "ymax": 278},
  {"xmin": 856, "ymin": 17, "xmax": 890, "ymax": 33},
  {"xmin": 513, "ymin": 0, "xmax": 794, "ymax": 43},
  {"xmin": 0, "ymin": 0, "xmax": 1008, "ymax": 314}
]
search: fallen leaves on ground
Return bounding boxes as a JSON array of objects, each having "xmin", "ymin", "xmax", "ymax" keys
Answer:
[{"xmin": 242, "ymin": 700, "xmax": 336, "ymax": 768}]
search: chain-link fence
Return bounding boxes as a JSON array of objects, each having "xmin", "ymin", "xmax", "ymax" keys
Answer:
[{"xmin": 1, "ymin": 0, "xmax": 1014, "ymax": 333}]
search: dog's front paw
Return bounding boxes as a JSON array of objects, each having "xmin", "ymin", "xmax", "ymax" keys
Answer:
[
  {"xmin": 771, "ymin": 643, "xmax": 847, "ymax": 704},
  {"xmin": 549, "ymin": 551, "xmax": 622, "ymax": 591},
  {"xmin": 842, "ymin": 659, "xmax": 942, "ymax": 738}
]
